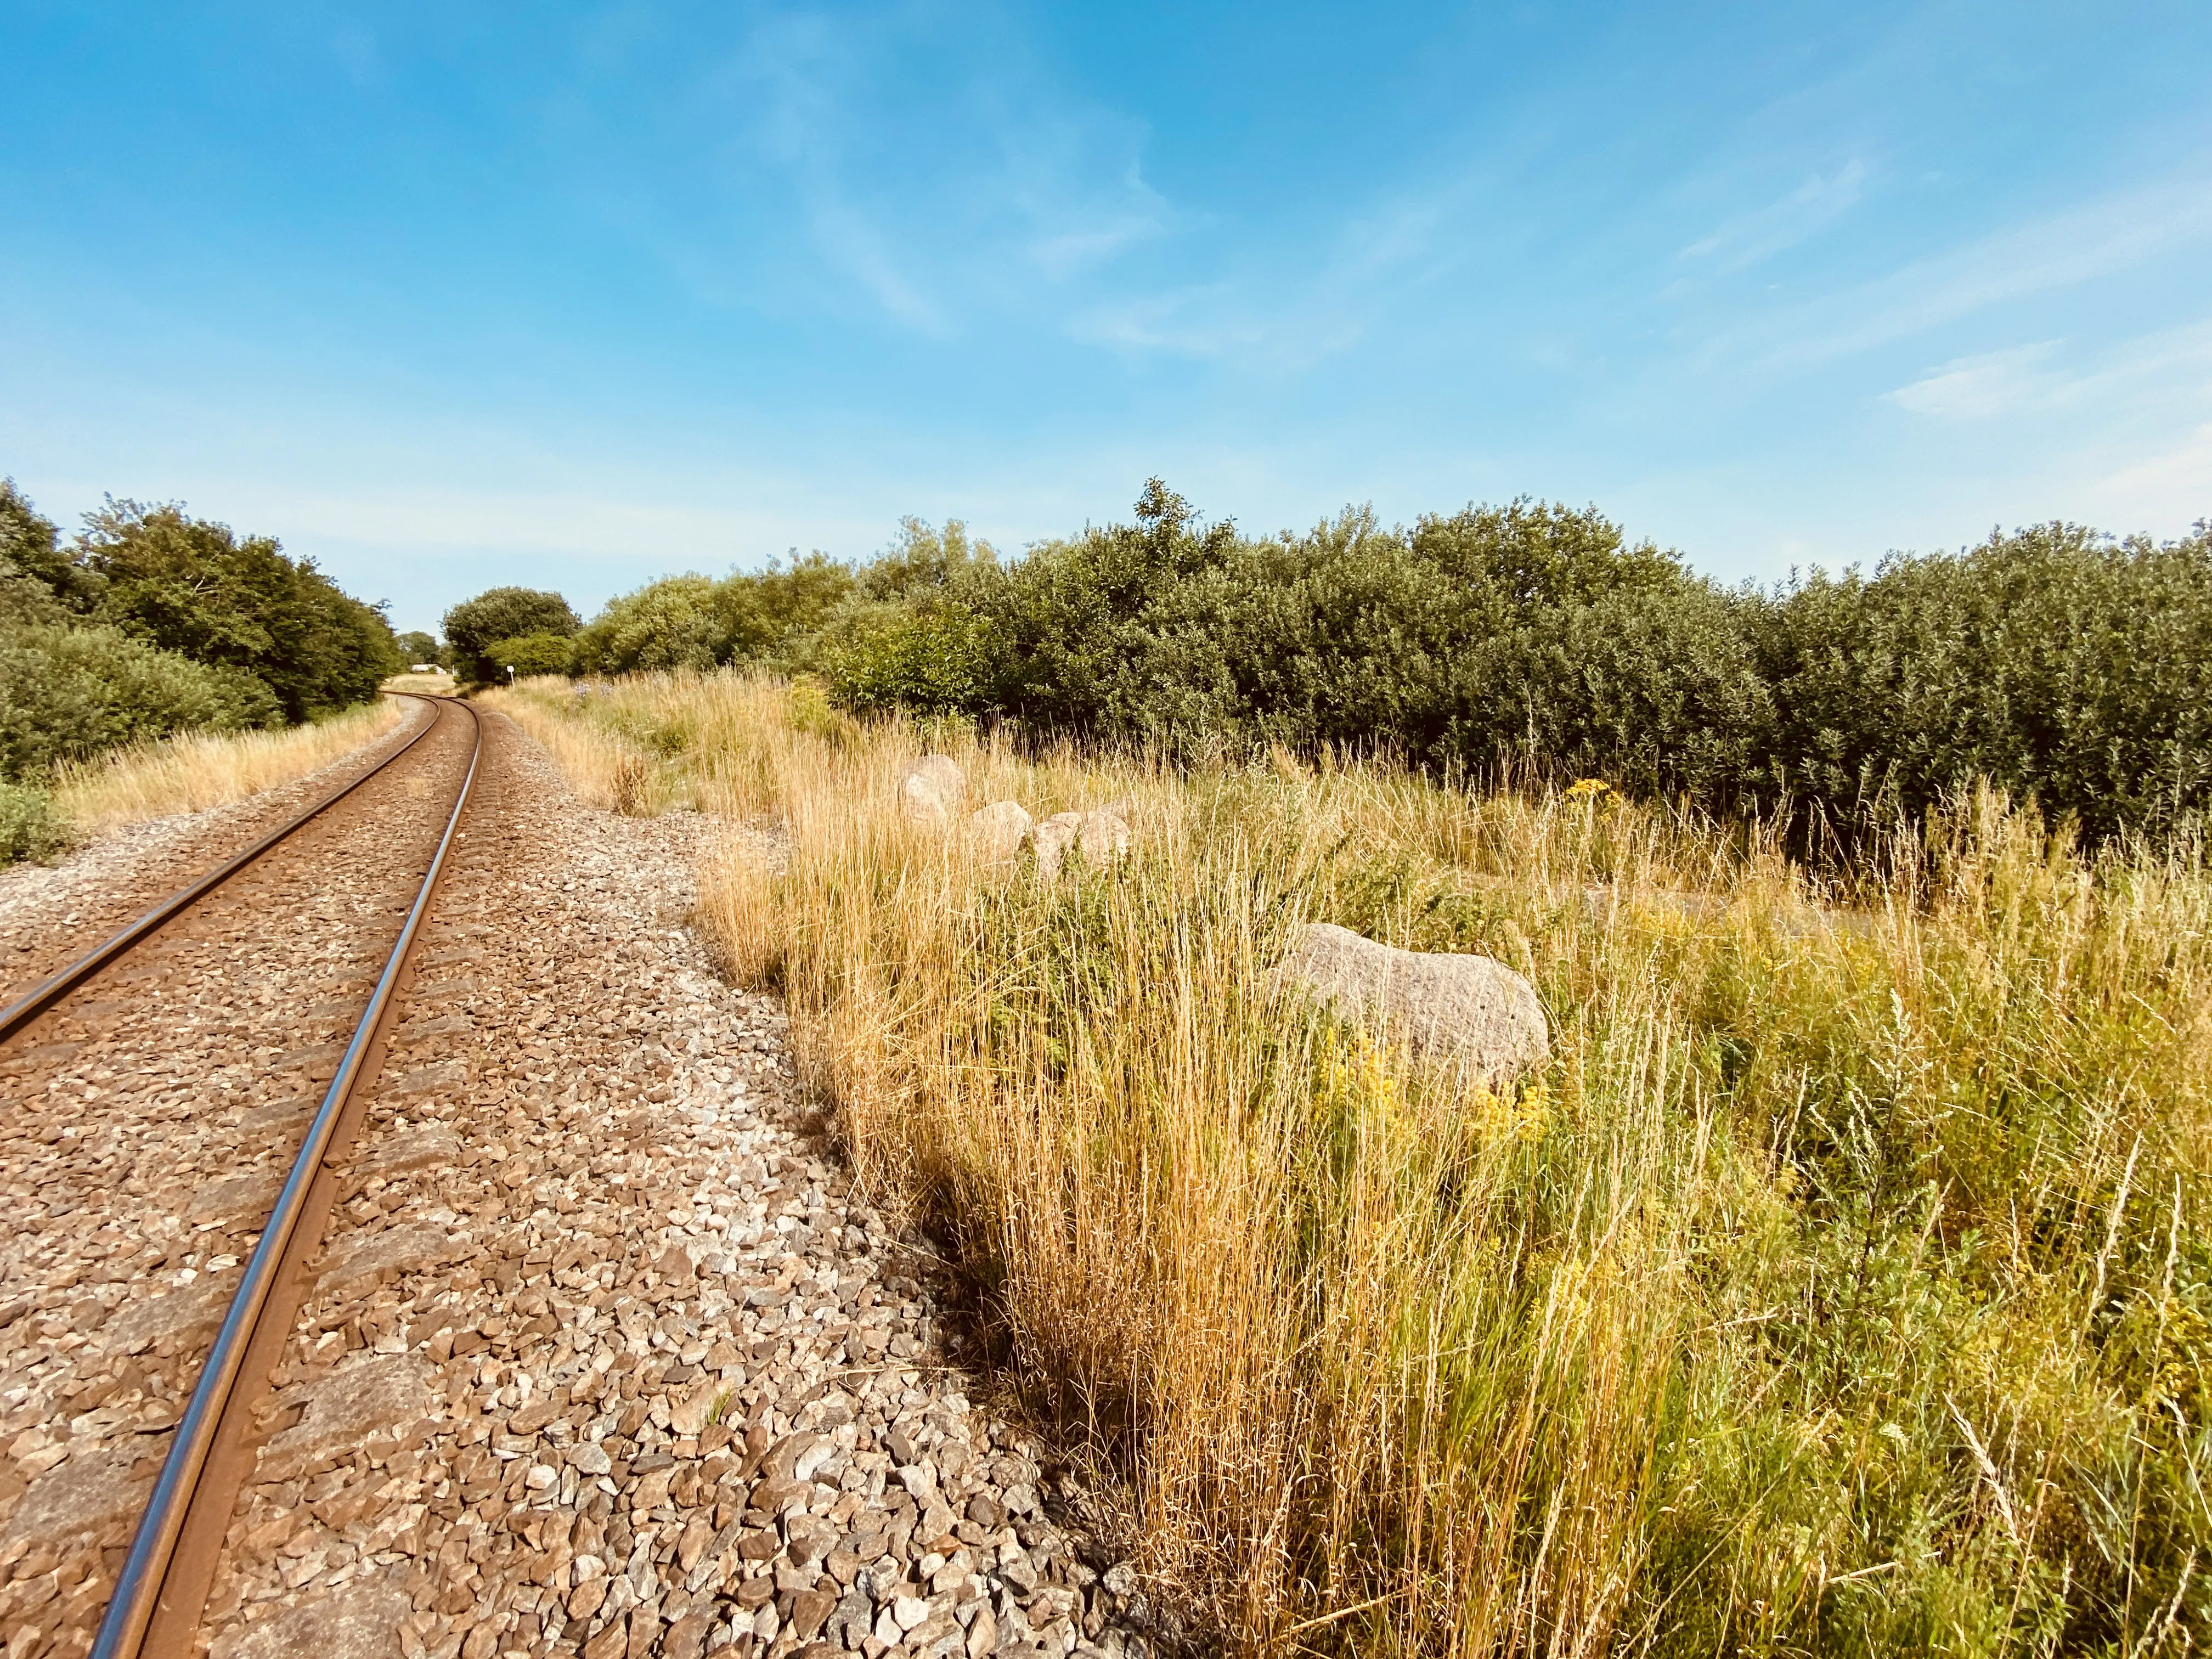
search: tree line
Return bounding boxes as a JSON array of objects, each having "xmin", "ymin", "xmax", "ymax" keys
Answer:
[
  {"xmin": 2, "ymin": 479, "xmax": 402, "ymax": 856},
  {"xmin": 453, "ymin": 481, "xmax": 2212, "ymax": 845}
]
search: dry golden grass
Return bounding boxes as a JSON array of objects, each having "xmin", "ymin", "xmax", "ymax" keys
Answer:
[
  {"xmin": 382, "ymin": 669, "xmax": 458, "ymax": 695},
  {"xmin": 50, "ymin": 697, "xmax": 409, "ymax": 832},
  {"xmin": 509, "ymin": 669, "xmax": 2212, "ymax": 1657}
]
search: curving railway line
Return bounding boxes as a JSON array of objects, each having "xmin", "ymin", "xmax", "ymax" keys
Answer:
[{"xmin": 0, "ymin": 695, "xmax": 484, "ymax": 1659}]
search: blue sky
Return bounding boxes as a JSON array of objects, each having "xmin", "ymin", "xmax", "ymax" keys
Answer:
[{"xmin": 3, "ymin": 2, "xmax": 2209, "ymax": 635}]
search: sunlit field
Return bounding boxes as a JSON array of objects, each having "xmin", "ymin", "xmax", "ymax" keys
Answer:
[{"xmin": 491, "ymin": 669, "xmax": 2212, "ymax": 1657}]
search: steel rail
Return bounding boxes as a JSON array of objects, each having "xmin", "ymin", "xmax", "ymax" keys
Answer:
[
  {"xmin": 92, "ymin": 696, "xmax": 486, "ymax": 1659},
  {"xmin": 0, "ymin": 692, "xmax": 447, "ymax": 1045}
]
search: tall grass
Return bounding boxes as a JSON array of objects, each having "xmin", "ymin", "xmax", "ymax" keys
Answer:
[
  {"xmin": 484, "ymin": 672, "xmax": 852, "ymax": 817},
  {"xmin": 510, "ymin": 670, "xmax": 2212, "ymax": 1656},
  {"xmin": 49, "ymin": 696, "xmax": 406, "ymax": 832}
]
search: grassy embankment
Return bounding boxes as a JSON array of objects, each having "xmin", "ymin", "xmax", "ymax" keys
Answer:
[
  {"xmin": 45, "ymin": 696, "xmax": 406, "ymax": 836},
  {"xmin": 490, "ymin": 670, "xmax": 2212, "ymax": 1658}
]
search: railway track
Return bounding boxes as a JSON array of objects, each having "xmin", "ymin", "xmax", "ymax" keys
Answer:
[
  {"xmin": 4, "ymin": 700, "xmax": 1155, "ymax": 1659},
  {"xmin": 0, "ymin": 694, "xmax": 484, "ymax": 1659}
]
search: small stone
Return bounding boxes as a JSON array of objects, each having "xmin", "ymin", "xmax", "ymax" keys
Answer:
[
  {"xmin": 789, "ymin": 1589, "xmax": 836, "ymax": 1640},
  {"xmin": 664, "ymin": 1608, "xmax": 714, "ymax": 1659},
  {"xmin": 669, "ymin": 1379, "xmax": 721, "ymax": 1437}
]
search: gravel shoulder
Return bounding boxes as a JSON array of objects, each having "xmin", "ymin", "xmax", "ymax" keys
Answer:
[{"xmin": 193, "ymin": 713, "xmax": 1161, "ymax": 1659}]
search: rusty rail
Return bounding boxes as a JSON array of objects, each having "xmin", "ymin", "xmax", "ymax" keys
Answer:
[{"xmin": 75, "ymin": 695, "xmax": 485, "ymax": 1659}]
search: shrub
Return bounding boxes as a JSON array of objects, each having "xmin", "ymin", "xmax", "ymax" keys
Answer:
[
  {"xmin": 1757, "ymin": 522, "xmax": 2212, "ymax": 839},
  {"xmin": 571, "ymin": 576, "xmax": 723, "ymax": 675},
  {"xmin": 0, "ymin": 778, "xmax": 70, "ymax": 865},
  {"xmin": 0, "ymin": 620, "xmax": 281, "ymax": 780},
  {"xmin": 571, "ymin": 556, "xmax": 860, "ymax": 678},
  {"xmin": 481, "ymin": 632, "xmax": 576, "ymax": 679},
  {"xmin": 820, "ymin": 601, "xmax": 997, "ymax": 715},
  {"xmin": 837, "ymin": 484, "xmax": 2210, "ymax": 848}
]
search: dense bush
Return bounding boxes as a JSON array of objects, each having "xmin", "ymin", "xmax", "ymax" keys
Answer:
[
  {"xmin": 1754, "ymin": 523, "xmax": 2212, "ymax": 840},
  {"xmin": 806, "ymin": 483, "xmax": 2212, "ymax": 844},
  {"xmin": 0, "ymin": 778, "xmax": 70, "ymax": 864},
  {"xmin": 0, "ymin": 619, "xmax": 281, "ymax": 778},
  {"xmin": 483, "ymin": 632, "xmax": 576, "ymax": 679},
  {"xmin": 443, "ymin": 587, "xmax": 580, "ymax": 682},
  {"xmin": 540, "ymin": 478, "xmax": 2208, "ymax": 843},
  {"xmin": 569, "ymin": 555, "xmax": 856, "ymax": 678}
]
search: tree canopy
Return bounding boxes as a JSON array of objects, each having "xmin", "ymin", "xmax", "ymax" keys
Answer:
[
  {"xmin": 73, "ymin": 500, "xmax": 402, "ymax": 719},
  {"xmin": 443, "ymin": 587, "xmax": 580, "ymax": 682}
]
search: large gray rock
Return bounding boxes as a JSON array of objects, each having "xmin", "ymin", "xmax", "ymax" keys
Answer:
[
  {"xmin": 1283, "ymin": 922, "xmax": 1548, "ymax": 1086},
  {"xmin": 969, "ymin": 800, "xmax": 1032, "ymax": 864},
  {"xmin": 897, "ymin": 755, "xmax": 967, "ymax": 828},
  {"xmin": 1030, "ymin": 808, "xmax": 1131, "ymax": 878}
]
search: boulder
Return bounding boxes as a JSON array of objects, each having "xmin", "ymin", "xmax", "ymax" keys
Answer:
[
  {"xmin": 897, "ymin": 755, "xmax": 967, "ymax": 828},
  {"xmin": 1283, "ymin": 922, "xmax": 1549, "ymax": 1087},
  {"xmin": 969, "ymin": 800, "xmax": 1032, "ymax": 864},
  {"xmin": 1031, "ymin": 808, "xmax": 1131, "ymax": 878}
]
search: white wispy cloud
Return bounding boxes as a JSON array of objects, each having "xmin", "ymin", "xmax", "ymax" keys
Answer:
[
  {"xmin": 707, "ymin": 5, "xmax": 1170, "ymax": 332},
  {"xmin": 1884, "ymin": 341, "xmax": 2064, "ymax": 417},
  {"xmin": 1071, "ymin": 184, "xmax": 1457, "ymax": 366},
  {"xmin": 1677, "ymin": 157, "xmax": 1869, "ymax": 273},
  {"xmin": 1886, "ymin": 321, "xmax": 2212, "ymax": 419},
  {"xmin": 1708, "ymin": 167, "xmax": 2212, "ymax": 374}
]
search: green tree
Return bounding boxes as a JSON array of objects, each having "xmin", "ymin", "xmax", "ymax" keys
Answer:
[
  {"xmin": 76, "ymin": 499, "xmax": 402, "ymax": 719},
  {"xmin": 860, "ymin": 517, "xmax": 998, "ymax": 601},
  {"xmin": 1, "ymin": 478, "xmax": 101, "ymax": 613},
  {"xmin": 568, "ymin": 555, "xmax": 859, "ymax": 677},
  {"xmin": 572, "ymin": 575, "xmax": 723, "ymax": 674},
  {"xmin": 443, "ymin": 587, "xmax": 580, "ymax": 682},
  {"xmin": 396, "ymin": 630, "xmax": 445, "ymax": 668},
  {"xmin": 708, "ymin": 553, "xmax": 858, "ymax": 668}
]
